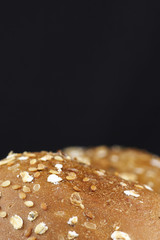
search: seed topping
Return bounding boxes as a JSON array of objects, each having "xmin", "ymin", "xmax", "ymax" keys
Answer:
[
  {"xmin": 10, "ymin": 215, "xmax": 23, "ymax": 230},
  {"xmin": 34, "ymin": 222, "xmax": 48, "ymax": 235},
  {"xmin": 47, "ymin": 174, "xmax": 62, "ymax": 184}
]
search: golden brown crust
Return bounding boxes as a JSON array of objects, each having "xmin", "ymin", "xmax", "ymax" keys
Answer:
[
  {"xmin": 0, "ymin": 151, "xmax": 160, "ymax": 239},
  {"xmin": 64, "ymin": 146, "xmax": 160, "ymax": 193}
]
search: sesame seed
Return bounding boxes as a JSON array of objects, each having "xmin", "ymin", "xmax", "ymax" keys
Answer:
[
  {"xmin": 33, "ymin": 184, "xmax": 40, "ymax": 192},
  {"xmin": 27, "ymin": 237, "xmax": 37, "ymax": 240},
  {"xmin": 40, "ymin": 202, "xmax": 48, "ymax": 211},
  {"xmin": 34, "ymin": 172, "xmax": 41, "ymax": 178},
  {"xmin": 24, "ymin": 152, "xmax": 36, "ymax": 157},
  {"xmin": 28, "ymin": 167, "xmax": 37, "ymax": 172},
  {"xmin": 94, "ymin": 170, "xmax": 105, "ymax": 176},
  {"xmin": 40, "ymin": 154, "xmax": 53, "ymax": 161},
  {"xmin": 30, "ymin": 159, "xmax": 37, "ymax": 165},
  {"xmin": 34, "ymin": 222, "xmax": 48, "ymax": 235},
  {"xmin": 10, "ymin": 215, "xmax": 23, "ymax": 230},
  {"xmin": 83, "ymin": 177, "xmax": 89, "ymax": 182},
  {"xmin": 24, "ymin": 227, "xmax": 32, "ymax": 237},
  {"xmin": 49, "ymin": 169, "xmax": 59, "ymax": 174},
  {"xmin": 134, "ymin": 184, "xmax": 144, "ymax": 189},
  {"xmin": 54, "ymin": 211, "xmax": 65, "ymax": 217},
  {"xmin": 24, "ymin": 201, "xmax": 34, "ymax": 208},
  {"xmin": 73, "ymin": 186, "xmax": 81, "ymax": 192},
  {"xmin": 85, "ymin": 210, "xmax": 94, "ymax": 219},
  {"xmin": 19, "ymin": 192, "xmax": 27, "ymax": 199},
  {"xmin": 12, "ymin": 184, "xmax": 21, "ymax": 190},
  {"xmin": 84, "ymin": 222, "xmax": 96, "ymax": 230},
  {"xmin": 28, "ymin": 211, "xmax": 38, "ymax": 222},
  {"xmin": 23, "ymin": 186, "xmax": 31, "ymax": 193},
  {"xmin": 54, "ymin": 156, "xmax": 63, "ymax": 161},
  {"xmin": 66, "ymin": 172, "xmax": 77, "ymax": 181},
  {"xmin": 38, "ymin": 164, "xmax": 46, "ymax": 170},
  {"xmin": 90, "ymin": 185, "xmax": 97, "ymax": 191},
  {"xmin": 1, "ymin": 180, "xmax": 11, "ymax": 188},
  {"xmin": 0, "ymin": 211, "xmax": 7, "ymax": 218}
]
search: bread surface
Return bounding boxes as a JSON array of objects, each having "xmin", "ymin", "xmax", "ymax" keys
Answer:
[
  {"xmin": 0, "ymin": 151, "xmax": 160, "ymax": 239},
  {"xmin": 64, "ymin": 146, "xmax": 160, "ymax": 193}
]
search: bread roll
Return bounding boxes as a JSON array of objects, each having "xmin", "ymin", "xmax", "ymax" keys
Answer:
[
  {"xmin": 0, "ymin": 151, "xmax": 160, "ymax": 239},
  {"xmin": 64, "ymin": 146, "xmax": 160, "ymax": 193}
]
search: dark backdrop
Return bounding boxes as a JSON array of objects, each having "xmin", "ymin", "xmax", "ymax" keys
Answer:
[{"xmin": 1, "ymin": 2, "xmax": 160, "ymax": 158}]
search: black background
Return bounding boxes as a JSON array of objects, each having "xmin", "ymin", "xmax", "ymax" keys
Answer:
[{"xmin": 1, "ymin": 2, "xmax": 160, "ymax": 158}]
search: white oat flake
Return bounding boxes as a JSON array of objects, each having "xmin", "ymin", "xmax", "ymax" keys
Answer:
[
  {"xmin": 28, "ymin": 211, "xmax": 38, "ymax": 222},
  {"xmin": 10, "ymin": 215, "xmax": 23, "ymax": 230},
  {"xmin": 20, "ymin": 171, "xmax": 34, "ymax": 183},
  {"xmin": 144, "ymin": 184, "xmax": 153, "ymax": 191},
  {"xmin": 55, "ymin": 163, "xmax": 63, "ymax": 172},
  {"xmin": 67, "ymin": 230, "xmax": 79, "ymax": 239},
  {"xmin": 111, "ymin": 231, "xmax": 131, "ymax": 240},
  {"xmin": 35, "ymin": 222, "xmax": 48, "ymax": 235},
  {"xmin": 67, "ymin": 216, "xmax": 78, "ymax": 226},
  {"xmin": 124, "ymin": 190, "xmax": 140, "ymax": 198},
  {"xmin": 18, "ymin": 156, "xmax": 28, "ymax": 161},
  {"xmin": 47, "ymin": 174, "xmax": 62, "ymax": 184}
]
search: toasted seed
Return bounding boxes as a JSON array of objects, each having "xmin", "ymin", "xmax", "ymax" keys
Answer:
[
  {"xmin": 19, "ymin": 192, "xmax": 27, "ymax": 199},
  {"xmin": 28, "ymin": 211, "xmax": 38, "ymax": 222},
  {"xmin": 27, "ymin": 237, "xmax": 37, "ymax": 240},
  {"xmin": 67, "ymin": 231, "xmax": 79, "ymax": 239},
  {"xmin": 20, "ymin": 171, "xmax": 33, "ymax": 183},
  {"xmin": 38, "ymin": 164, "xmax": 46, "ymax": 170},
  {"xmin": 0, "ymin": 211, "xmax": 7, "ymax": 218},
  {"xmin": 30, "ymin": 159, "xmax": 37, "ymax": 165},
  {"xmin": 28, "ymin": 167, "xmax": 37, "ymax": 172},
  {"xmin": 83, "ymin": 177, "xmax": 89, "ymax": 182},
  {"xmin": 67, "ymin": 216, "xmax": 78, "ymax": 226},
  {"xmin": 49, "ymin": 169, "xmax": 59, "ymax": 174},
  {"xmin": 24, "ymin": 227, "xmax": 32, "ymax": 237},
  {"xmin": 1, "ymin": 180, "xmax": 11, "ymax": 187},
  {"xmin": 24, "ymin": 201, "xmax": 34, "ymax": 208},
  {"xmin": 85, "ymin": 210, "xmax": 94, "ymax": 219},
  {"xmin": 34, "ymin": 172, "xmax": 41, "ymax": 178},
  {"xmin": 73, "ymin": 186, "xmax": 81, "ymax": 192},
  {"xmin": 33, "ymin": 184, "xmax": 40, "ymax": 192},
  {"xmin": 54, "ymin": 155, "xmax": 63, "ymax": 161},
  {"xmin": 10, "ymin": 215, "xmax": 23, "ymax": 229},
  {"xmin": 34, "ymin": 222, "xmax": 48, "ymax": 235},
  {"xmin": 70, "ymin": 192, "xmax": 84, "ymax": 209},
  {"xmin": 84, "ymin": 222, "xmax": 96, "ymax": 230},
  {"xmin": 23, "ymin": 186, "xmax": 31, "ymax": 193},
  {"xmin": 40, "ymin": 202, "xmax": 48, "ymax": 211},
  {"xmin": 12, "ymin": 185, "xmax": 21, "ymax": 190},
  {"xmin": 66, "ymin": 172, "xmax": 77, "ymax": 181},
  {"xmin": 90, "ymin": 185, "xmax": 97, "ymax": 191}
]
